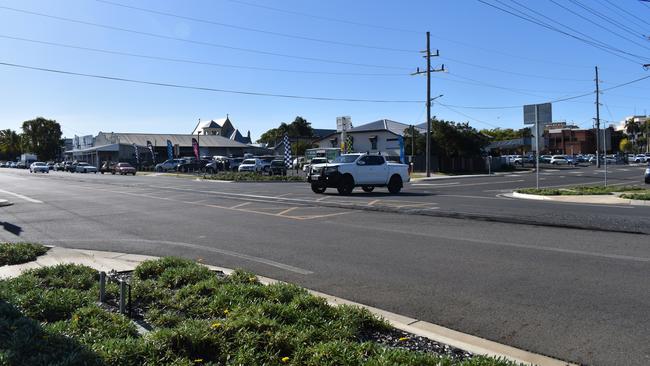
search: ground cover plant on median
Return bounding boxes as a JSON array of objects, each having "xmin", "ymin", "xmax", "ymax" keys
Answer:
[
  {"xmin": 0, "ymin": 257, "xmax": 520, "ymax": 365},
  {"xmin": 620, "ymin": 192, "xmax": 650, "ymax": 200},
  {"xmin": 203, "ymin": 171, "xmax": 304, "ymax": 182},
  {"xmin": 0, "ymin": 242, "xmax": 48, "ymax": 266},
  {"xmin": 516, "ymin": 186, "xmax": 647, "ymax": 196}
]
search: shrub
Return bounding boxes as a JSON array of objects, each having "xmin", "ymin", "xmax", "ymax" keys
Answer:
[
  {"xmin": 133, "ymin": 257, "xmax": 199, "ymax": 281},
  {"xmin": 46, "ymin": 305, "xmax": 139, "ymax": 341},
  {"xmin": 15, "ymin": 288, "xmax": 94, "ymax": 322},
  {"xmin": 147, "ymin": 320, "xmax": 224, "ymax": 363},
  {"xmin": 0, "ymin": 242, "xmax": 48, "ymax": 266}
]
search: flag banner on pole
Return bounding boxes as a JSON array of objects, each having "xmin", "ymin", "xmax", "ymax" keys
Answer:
[
  {"xmin": 283, "ymin": 134, "xmax": 292, "ymax": 168},
  {"xmin": 192, "ymin": 138, "xmax": 199, "ymax": 160},
  {"xmin": 146, "ymin": 140, "xmax": 156, "ymax": 163},
  {"xmin": 399, "ymin": 135, "xmax": 405, "ymax": 164},
  {"xmin": 133, "ymin": 143, "xmax": 139, "ymax": 164},
  {"xmin": 346, "ymin": 135, "xmax": 354, "ymax": 153},
  {"xmin": 166, "ymin": 140, "xmax": 174, "ymax": 160}
]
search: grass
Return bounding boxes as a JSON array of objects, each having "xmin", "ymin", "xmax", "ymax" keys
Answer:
[
  {"xmin": 0, "ymin": 257, "xmax": 519, "ymax": 366},
  {"xmin": 620, "ymin": 192, "xmax": 650, "ymax": 200},
  {"xmin": 517, "ymin": 186, "xmax": 647, "ymax": 196},
  {"xmin": 203, "ymin": 171, "xmax": 305, "ymax": 182},
  {"xmin": 0, "ymin": 242, "xmax": 49, "ymax": 266}
]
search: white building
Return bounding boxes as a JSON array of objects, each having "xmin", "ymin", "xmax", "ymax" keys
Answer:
[{"xmin": 313, "ymin": 119, "xmax": 424, "ymax": 161}]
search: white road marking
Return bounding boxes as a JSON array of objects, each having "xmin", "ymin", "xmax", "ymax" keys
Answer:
[
  {"xmin": 411, "ymin": 182, "xmax": 460, "ymax": 187},
  {"xmin": 0, "ymin": 189, "xmax": 43, "ymax": 203},
  {"xmin": 412, "ymin": 179, "xmax": 524, "ymax": 188}
]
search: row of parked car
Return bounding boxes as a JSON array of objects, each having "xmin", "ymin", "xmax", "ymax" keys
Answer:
[
  {"xmin": 154, "ymin": 156, "xmax": 291, "ymax": 176},
  {"xmin": 501, "ymin": 153, "xmax": 635, "ymax": 166}
]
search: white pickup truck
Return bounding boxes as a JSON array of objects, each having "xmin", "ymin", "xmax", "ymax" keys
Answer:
[{"xmin": 307, "ymin": 153, "xmax": 410, "ymax": 195}]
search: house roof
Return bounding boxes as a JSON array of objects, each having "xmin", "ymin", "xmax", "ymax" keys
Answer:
[
  {"xmin": 99, "ymin": 132, "xmax": 251, "ymax": 148},
  {"xmin": 229, "ymin": 129, "xmax": 252, "ymax": 144},
  {"xmin": 312, "ymin": 128, "xmax": 337, "ymax": 139},
  {"xmin": 191, "ymin": 118, "xmax": 229, "ymax": 135},
  {"xmin": 349, "ymin": 119, "xmax": 425, "ymax": 135}
]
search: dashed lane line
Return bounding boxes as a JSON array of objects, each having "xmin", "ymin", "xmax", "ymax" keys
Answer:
[{"xmin": 0, "ymin": 189, "xmax": 43, "ymax": 203}]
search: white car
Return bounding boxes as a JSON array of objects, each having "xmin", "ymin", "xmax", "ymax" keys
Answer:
[
  {"xmin": 303, "ymin": 157, "xmax": 329, "ymax": 172},
  {"xmin": 29, "ymin": 161, "xmax": 49, "ymax": 173},
  {"xmin": 238, "ymin": 158, "xmax": 262, "ymax": 173},
  {"xmin": 633, "ymin": 154, "xmax": 648, "ymax": 163},
  {"xmin": 75, "ymin": 162, "xmax": 98, "ymax": 173},
  {"xmin": 307, "ymin": 153, "xmax": 410, "ymax": 195},
  {"xmin": 550, "ymin": 155, "xmax": 571, "ymax": 165}
]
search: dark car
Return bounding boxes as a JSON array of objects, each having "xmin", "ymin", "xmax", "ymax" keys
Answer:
[
  {"xmin": 113, "ymin": 162, "xmax": 136, "ymax": 175},
  {"xmin": 645, "ymin": 166, "xmax": 650, "ymax": 184},
  {"xmin": 269, "ymin": 160, "xmax": 287, "ymax": 176},
  {"xmin": 100, "ymin": 161, "xmax": 116, "ymax": 174},
  {"xmin": 176, "ymin": 159, "xmax": 210, "ymax": 173},
  {"xmin": 65, "ymin": 161, "xmax": 77, "ymax": 172}
]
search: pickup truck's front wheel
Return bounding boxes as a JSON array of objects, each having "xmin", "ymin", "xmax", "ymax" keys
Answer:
[
  {"xmin": 387, "ymin": 175, "xmax": 402, "ymax": 194},
  {"xmin": 311, "ymin": 183, "xmax": 326, "ymax": 194},
  {"xmin": 337, "ymin": 174, "xmax": 355, "ymax": 195}
]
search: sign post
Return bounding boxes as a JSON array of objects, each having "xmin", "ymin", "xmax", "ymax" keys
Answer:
[{"xmin": 524, "ymin": 103, "xmax": 552, "ymax": 189}]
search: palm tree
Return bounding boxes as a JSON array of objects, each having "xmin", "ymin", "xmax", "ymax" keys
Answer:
[
  {"xmin": 625, "ymin": 119, "xmax": 641, "ymax": 150},
  {"xmin": 0, "ymin": 129, "xmax": 22, "ymax": 159}
]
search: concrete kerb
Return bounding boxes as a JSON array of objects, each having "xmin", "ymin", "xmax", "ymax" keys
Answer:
[
  {"xmin": 511, "ymin": 191, "xmax": 650, "ymax": 206},
  {"xmin": 0, "ymin": 199, "xmax": 13, "ymax": 207},
  {"xmin": 0, "ymin": 246, "xmax": 575, "ymax": 366}
]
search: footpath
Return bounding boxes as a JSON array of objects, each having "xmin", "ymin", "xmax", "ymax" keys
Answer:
[{"xmin": 0, "ymin": 246, "xmax": 573, "ymax": 366}]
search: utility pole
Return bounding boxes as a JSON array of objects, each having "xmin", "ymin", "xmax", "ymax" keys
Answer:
[
  {"xmin": 411, "ymin": 31, "xmax": 444, "ymax": 177},
  {"xmin": 595, "ymin": 66, "xmax": 601, "ymax": 168}
]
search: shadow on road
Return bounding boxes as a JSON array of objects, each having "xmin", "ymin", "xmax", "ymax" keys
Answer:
[
  {"xmin": 322, "ymin": 191, "xmax": 434, "ymax": 198},
  {"xmin": 1, "ymin": 222, "xmax": 22, "ymax": 236}
]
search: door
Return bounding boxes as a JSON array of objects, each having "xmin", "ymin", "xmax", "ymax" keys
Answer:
[{"xmin": 355, "ymin": 155, "xmax": 374, "ymax": 184}]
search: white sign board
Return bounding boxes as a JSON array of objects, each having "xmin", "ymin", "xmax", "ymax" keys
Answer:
[{"xmin": 336, "ymin": 116, "xmax": 352, "ymax": 132}]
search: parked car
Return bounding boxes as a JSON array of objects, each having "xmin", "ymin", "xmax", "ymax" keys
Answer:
[
  {"xmin": 9, "ymin": 162, "xmax": 17, "ymax": 168},
  {"xmin": 259, "ymin": 156, "xmax": 275, "ymax": 173},
  {"xmin": 292, "ymin": 157, "xmax": 305, "ymax": 169},
  {"xmin": 100, "ymin": 161, "xmax": 115, "ymax": 174},
  {"xmin": 303, "ymin": 157, "xmax": 329, "ymax": 172},
  {"xmin": 550, "ymin": 155, "xmax": 570, "ymax": 165},
  {"xmin": 113, "ymin": 162, "xmax": 136, "ymax": 175},
  {"xmin": 155, "ymin": 159, "xmax": 184, "ymax": 172},
  {"xmin": 269, "ymin": 160, "xmax": 287, "ymax": 176},
  {"xmin": 539, "ymin": 155, "xmax": 552, "ymax": 164},
  {"xmin": 230, "ymin": 158, "xmax": 243, "ymax": 171},
  {"xmin": 0, "ymin": 161, "xmax": 7, "ymax": 168},
  {"xmin": 307, "ymin": 153, "xmax": 410, "ymax": 195},
  {"xmin": 75, "ymin": 162, "xmax": 98, "ymax": 173},
  {"xmin": 53, "ymin": 162, "xmax": 65, "ymax": 171},
  {"xmin": 238, "ymin": 158, "xmax": 263, "ymax": 173},
  {"xmin": 645, "ymin": 166, "xmax": 650, "ymax": 184},
  {"xmin": 633, "ymin": 154, "xmax": 648, "ymax": 163},
  {"xmin": 29, "ymin": 162, "xmax": 49, "ymax": 173},
  {"xmin": 15, "ymin": 162, "xmax": 26, "ymax": 169},
  {"xmin": 176, "ymin": 159, "xmax": 210, "ymax": 173}
]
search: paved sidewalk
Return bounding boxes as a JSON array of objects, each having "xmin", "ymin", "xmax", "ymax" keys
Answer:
[
  {"xmin": 510, "ymin": 192, "xmax": 650, "ymax": 206},
  {"xmin": 0, "ymin": 246, "xmax": 573, "ymax": 366}
]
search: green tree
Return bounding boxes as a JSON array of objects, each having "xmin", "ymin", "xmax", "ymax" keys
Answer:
[
  {"xmin": 21, "ymin": 117, "xmax": 63, "ymax": 161},
  {"xmin": 257, "ymin": 116, "xmax": 314, "ymax": 145},
  {"xmin": 405, "ymin": 118, "xmax": 489, "ymax": 159},
  {"xmin": 0, "ymin": 129, "xmax": 22, "ymax": 160},
  {"xmin": 479, "ymin": 127, "xmax": 531, "ymax": 141}
]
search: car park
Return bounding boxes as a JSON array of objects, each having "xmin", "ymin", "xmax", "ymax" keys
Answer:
[
  {"xmin": 113, "ymin": 162, "xmax": 136, "ymax": 175},
  {"xmin": 29, "ymin": 162, "xmax": 49, "ymax": 173},
  {"xmin": 269, "ymin": 160, "xmax": 287, "ymax": 176},
  {"xmin": 75, "ymin": 162, "xmax": 98, "ymax": 173},
  {"xmin": 238, "ymin": 158, "xmax": 263, "ymax": 173},
  {"xmin": 307, "ymin": 153, "xmax": 409, "ymax": 195}
]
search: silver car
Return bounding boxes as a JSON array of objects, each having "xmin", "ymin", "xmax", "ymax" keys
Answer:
[
  {"xmin": 75, "ymin": 162, "xmax": 98, "ymax": 173},
  {"xmin": 30, "ymin": 162, "xmax": 49, "ymax": 173}
]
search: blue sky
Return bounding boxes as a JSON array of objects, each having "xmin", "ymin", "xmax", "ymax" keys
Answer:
[{"xmin": 0, "ymin": 0, "xmax": 649, "ymax": 140}]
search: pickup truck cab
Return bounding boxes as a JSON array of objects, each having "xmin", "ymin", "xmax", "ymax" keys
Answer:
[{"xmin": 307, "ymin": 153, "xmax": 409, "ymax": 195}]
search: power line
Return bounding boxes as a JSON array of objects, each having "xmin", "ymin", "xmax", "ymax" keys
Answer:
[
  {"xmin": 0, "ymin": 34, "xmax": 406, "ymax": 77},
  {"xmin": 95, "ymin": 0, "xmax": 418, "ymax": 54},
  {"xmin": 437, "ymin": 102, "xmax": 500, "ymax": 128},
  {"xmin": 223, "ymin": 0, "xmax": 421, "ymax": 34},
  {"xmin": 478, "ymin": 0, "xmax": 645, "ymax": 65},
  {"xmin": 0, "ymin": 61, "xmax": 422, "ymax": 103},
  {"xmin": 597, "ymin": 0, "xmax": 650, "ymax": 29},
  {"xmin": 565, "ymin": 0, "xmax": 649, "ymax": 43},
  {"xmin": 0, "ymin": 5, "xmax": 410, "ymax": 71}
]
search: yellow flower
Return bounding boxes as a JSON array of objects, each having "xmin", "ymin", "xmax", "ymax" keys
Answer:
[
  {"xmin": 281, "ymin": 356, "xmax": 290, "ymax": 363},
  {"xmin": 223, "ymin": 309, "xmax": 229, "ymax": 315},
  {"xmin": 193, "ymin": 359, "xmax": 203, "ymax": 363},
  {"xmin": 72, "ymin": 315, "xmax": 80, "ymax": 322},
  {"xmin": 398, "ymin": 337, "xmax": 409, "ymax": 342},
  {"xmin": 211, "ymin": 322, "xmax": 221, "ymax": 329},
  {"xmin": 248, "ymin": 276, "xmax": 256, "ymax": 282}
]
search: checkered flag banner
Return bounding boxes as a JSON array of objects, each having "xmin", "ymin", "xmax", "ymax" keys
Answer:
[
  {"xmin": 345, "ymin": 134, "xmax": 354, "ymax": 153},
  {"xmin": 283, "ymin": 134, "xmax": 292, "ymax": 168}
]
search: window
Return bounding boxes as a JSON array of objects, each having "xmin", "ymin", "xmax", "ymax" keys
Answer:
[
  {"xmin": 330, "ymin": 137, "xmax": 338, "ymax": 148},
  {"xmin": 386, "ymin": 138, "xmax": 398, "ymax": 142},
  {"xmin": 358, "ymin": 156, "xmax": 371, "ymax": 165},
  {"xmin": 369, "ymin": 136, "xmax": 378, "ymax": 150},
  {"xmin": 366, "ymin": 155, "xmax": 385, "ymax": 165}
]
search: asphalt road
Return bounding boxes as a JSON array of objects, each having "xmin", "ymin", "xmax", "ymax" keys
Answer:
[{"xmin": 1, "ymin": 166, "xmax": 649, "ymax": 365}]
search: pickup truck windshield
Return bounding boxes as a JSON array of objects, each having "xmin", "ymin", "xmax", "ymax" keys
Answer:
[{"xmin": 333, "ymin": 155, "xmax": 359, "ymax": 163}]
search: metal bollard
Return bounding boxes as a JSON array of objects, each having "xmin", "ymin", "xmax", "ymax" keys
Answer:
[
  {"xmin": 99, "ymin": 271, "xmax": 106, "ymax": 302},
  {"xmin": 119, "ymin": 280, "xmax": 126, "ymax": 314}
]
